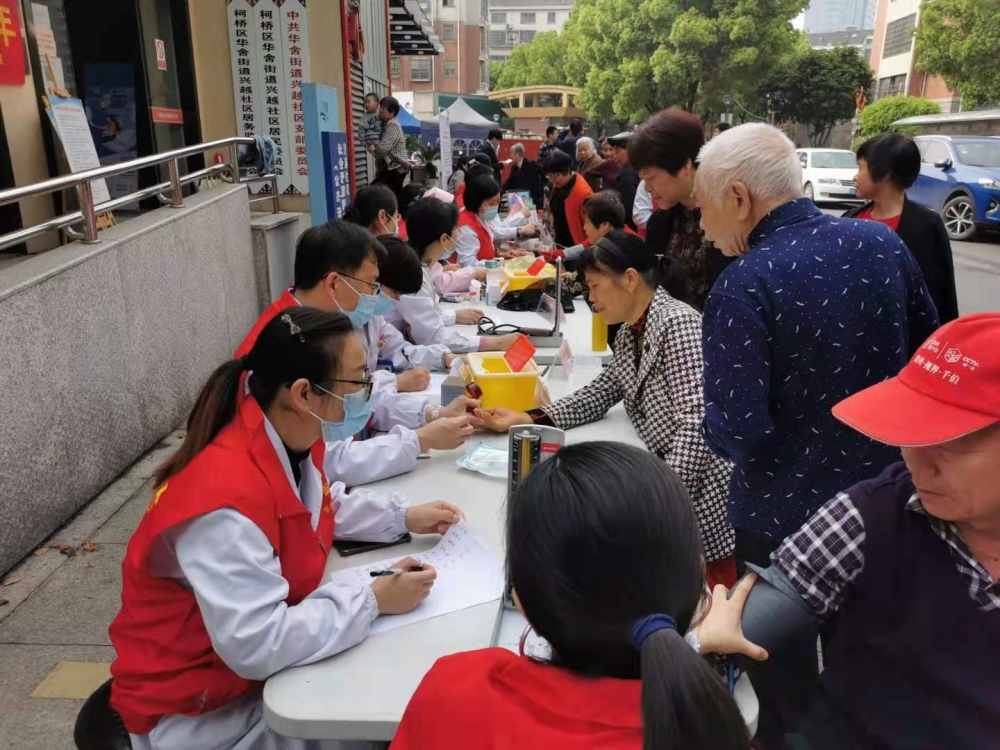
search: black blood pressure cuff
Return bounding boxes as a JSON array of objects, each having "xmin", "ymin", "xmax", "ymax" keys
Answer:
[{"xmin": 733, "ymin": 564, "xmax": 819, "ymax": 666}]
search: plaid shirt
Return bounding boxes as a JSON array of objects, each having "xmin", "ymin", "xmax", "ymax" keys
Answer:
[{"xmin": 775, "ymin": 489, "xmax": 1000, "ymax": 618}]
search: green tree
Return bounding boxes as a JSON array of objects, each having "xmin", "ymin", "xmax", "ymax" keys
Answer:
[
  {"xmin": 493, "ymin": 32, "xmax": 569, "ymax": 90},
  {"xmin": 857, "ymin": 96, "xmax": 941, "ymax": 139},
  {"xmin": 915, "ymin": 0, "xmax": 1000, "ymax": 108},
  {"xmin": 762, "ymin": 46, "xmax": 873, "ymax": 146},
  {"xmin": 560, "ymin": 0, "xmax": 808, "ymax": 124},
  {"xmin": 488, "ymin": 60, "xmax": 506, "ymax": 93}
]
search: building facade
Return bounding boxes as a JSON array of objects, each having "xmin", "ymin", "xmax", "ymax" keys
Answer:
[
  {"xmin": 487, "ymin": 0, "xmax": 574, "ymax": 63},
  {"xmin": 804, "ymin": 0, "xmax": 876, "ymax": 34},
  {"xmin": 807, "ymin": 28, "xmax": 874, "ymax": 61},
  {"xmin": 391, "ymin": 0, "xmax": 489, "ymax": 96},
  {"xmin": 868, "ymin": 0, "xmax": 961, "ymax": 111}
]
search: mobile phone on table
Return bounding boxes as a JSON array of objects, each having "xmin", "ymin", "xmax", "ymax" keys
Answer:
[{"xmin": 333, "ymin": 533, "xmax": 412, "ymax": 557}]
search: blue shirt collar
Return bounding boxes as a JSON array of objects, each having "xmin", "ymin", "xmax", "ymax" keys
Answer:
[{"xmin": 747, "ymin": 198, "xmax": 823, "ymax": 249}]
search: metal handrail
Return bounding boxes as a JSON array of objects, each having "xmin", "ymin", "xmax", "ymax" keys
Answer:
[{"xmin": 0, "ymin": 135, "xmax": 280, "ymax": 252}]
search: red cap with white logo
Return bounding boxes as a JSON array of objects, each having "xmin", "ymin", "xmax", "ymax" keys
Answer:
[{"xmin": 832, "ymin": 313, "xmax": 1000, "ymax": 447}]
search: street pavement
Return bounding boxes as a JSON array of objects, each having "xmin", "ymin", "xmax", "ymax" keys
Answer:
[{"xmin": 0, "ymin": 208, "xmax": 996, "ymax": 750}]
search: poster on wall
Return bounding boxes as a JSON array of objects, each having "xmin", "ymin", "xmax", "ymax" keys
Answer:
[
  {"xmin": 227, "ymin": 0, "xmax": 310, "ymax": 196},
  {"xmin": 302, "ymin": 83, "xmax": 349, "ymax": 226},
  {"xmin": 29, "ymin": 0, "xmax": 77, "ymax": 94},
  {"xmin": 84, "ymin": 63, "xmax": 138, "ymax": 207},
  {"xmin": 0, "ymin": 0, "xmax": 27, "ymax": 86}
]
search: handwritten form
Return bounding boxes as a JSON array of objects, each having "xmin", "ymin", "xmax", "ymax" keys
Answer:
[{"xmin": 329, "ymin": 523, "xmax": 504, "ymax": 635}]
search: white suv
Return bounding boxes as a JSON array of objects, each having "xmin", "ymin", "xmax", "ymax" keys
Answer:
[{"xmin": 797, "ymin": 148, "xmax": 863, "ymax": 204}]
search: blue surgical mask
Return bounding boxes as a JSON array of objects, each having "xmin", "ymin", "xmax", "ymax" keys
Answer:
[
  {"xmin": 338, "ymin": 278, "xmax": 379, "ymax": 328},
  {"xmin": 311, "ymin": 383, "xmax": 373, "ymax": 442},
  {"xmin": 483, "ymin": 206, "xmax": 499, "ymax": 223},
  {"xmin": 373, "ymin": 292, "xmax": 397, "ymax": 316}
]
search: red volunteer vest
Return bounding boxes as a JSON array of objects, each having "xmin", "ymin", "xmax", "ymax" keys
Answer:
[
  {"xmin": 458, "ymin": 210, "xmax": 496, "ymax": 261},
  {"xmin": 108, "ymin": 395, "xmax": 335, "ymax": 734},
  {"xmin": 235, "ymin": 288, "xmax": 298, "ymax": 359},
  {"xmin": 455, "ymin": 182, "xmax": 466, "ymax": 209},
  {"xmin": 392, "ymin": 649, "xmax": 643, "ymax": 749}
]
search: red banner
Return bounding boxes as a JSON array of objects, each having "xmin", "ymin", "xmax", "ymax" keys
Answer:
[{"xmin": 0, "ymin": 0, "xmax": 26, "ymax": 87}]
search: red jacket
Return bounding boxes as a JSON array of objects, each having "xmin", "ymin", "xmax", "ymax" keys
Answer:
[
  {"xmin": 235, "ymin": 288, "xmax": 297, "ymax": 358},
  {"xmin": 458, "ymin": 209, "xmax": 496, "ymax": 261},
  {"xmin": 391, "ymin": 649, "xmax": 642, "ymax": 749},
  {"xmin": 109, "ymin": 395, "xmax": 335, "ymax": 734},
  {"xmin": 455, "ymin": 182, "xmax": 466, "ymax": 209}
]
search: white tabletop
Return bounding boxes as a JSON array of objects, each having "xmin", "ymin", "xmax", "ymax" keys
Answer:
[
  {"xmin": 263, "ymin": 387, "xmax": 643, "ymax": 741},
  {"xmin": 450, "ymin": 297, "xmax": 613, "ymax": 362}
]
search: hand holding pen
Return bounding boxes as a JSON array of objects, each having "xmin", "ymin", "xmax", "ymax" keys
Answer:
[{"xmin": 369, "ymin": 556, "xmax": 438, "ymax": 615}]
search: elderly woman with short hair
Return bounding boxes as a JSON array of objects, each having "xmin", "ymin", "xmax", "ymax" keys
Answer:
[{"xmin": 575, "ymin": 136, "xmax": 604, "ymax": 190}]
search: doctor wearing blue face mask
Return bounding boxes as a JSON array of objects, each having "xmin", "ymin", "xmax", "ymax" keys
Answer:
[
  {"xmin": 237, "ymin": 222, "xmax": 478, "ymax": 488},
  {"xmin": 111, "ymin": 306, "xmax": 465, "ymax": 750},
  {"xmin": 455, "ymin": 175, "xmax": 538, "ymax": 268}
]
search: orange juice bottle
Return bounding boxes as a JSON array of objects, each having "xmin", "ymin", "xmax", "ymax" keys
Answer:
[{"xmin": 592, "ymin": 310, "xmax": 609, "ymax": 351}]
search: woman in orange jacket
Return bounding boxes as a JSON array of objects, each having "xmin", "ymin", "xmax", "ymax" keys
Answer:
[{"xmin": 543, "ymin": 150, "xmax": 594, "ymax": 251}]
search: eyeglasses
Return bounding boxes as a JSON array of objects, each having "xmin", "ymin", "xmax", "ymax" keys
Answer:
[
  {"xmin": 340, "ymin": 273, "xmax": 381, "ymax": 297},
  {"xmin": 318, "ymin": 369, "xmax": 375, "ymax": 401}
]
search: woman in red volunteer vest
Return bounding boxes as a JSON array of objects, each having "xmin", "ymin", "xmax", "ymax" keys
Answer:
[
  {"xmin": 109, "ymin": 307, "xmax": 463, "ymax": 750},
  {"xmin": 392, "ymin": 442, "xmax": 764, "ymax": 749},
  {"xmin": 454, "ymin": 174, "xmax": 538, "ymax": 268}
]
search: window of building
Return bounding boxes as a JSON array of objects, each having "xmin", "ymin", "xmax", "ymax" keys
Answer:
[
  {"xmin": 442, "ymin": 0, "xmax": 453, "ymax": 6},
  {"xmin": 874, "ymin": 74, "xmax": 906, "ymax": 100},
  {"xmin": 391, "ymin": 56, "xmax": 401, "ymax": 79},
  {"xmin": 481, "ymin": 61, "xmax": 490, "ymax": 90},
  {"xmin": 548, "ymin": 12, "xmax": 557, "ymax": 23},
  {"xmin": 521, "ymin": 12, "xmax": 535, "ymax": 23},
  {"xmin": 489, "ymin": 29, "xmax": 508, "ymax": 47},
  {"xmin": 922, "ymin": 141, "xmax": 950, "ymax": 165},
  {"xmin": 882, "ymin": 14, "xmax": 916, "ymax": 58},
  {"xmin": 520, "ymin": 30, "xmax": 537, "ymax": 43},
  {"xmin": 410, "ymin": 57, "xmax": 432, "ymax": 81},
  {"xmin": 444, "ymin": 60, "xmax": 456, "ymax": 77},
  {"xmin": 491, "ymin": 11, "xmax": 506, "ymax": 24},
  {"xmin": 442, "ymin": 23, "xmax": 456, "ymax": 42}
]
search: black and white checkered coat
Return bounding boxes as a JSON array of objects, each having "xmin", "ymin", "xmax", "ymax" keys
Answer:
[{"xmin": 542, "ymin": 289, "xmax": 735, "ymax": 562}]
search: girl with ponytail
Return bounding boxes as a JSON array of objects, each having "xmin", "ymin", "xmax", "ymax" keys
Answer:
[
  {"xmin": 109, "ymin": 306, "xmax": 466, "ymax": 750},
  {"xmin": 393, "ymin": 442, "xmax": 766, "ymax": 750},
  {"xmin": 476, "ymin": 230, "xmax": 737, "ymax": 585}
]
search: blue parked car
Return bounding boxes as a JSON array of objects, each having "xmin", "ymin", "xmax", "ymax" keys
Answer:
[{"xmin": 909, "ymin": 136, "xmax": 1000, "ymax": 241}]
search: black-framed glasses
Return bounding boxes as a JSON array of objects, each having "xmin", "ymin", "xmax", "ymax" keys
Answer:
[
  {"xmin": 314, "ymin": 369, "xmax": 375, "ymax": 401},
  {"xmin": 340, "ymin": 273, "xmax": 381, "ymax": 297}
]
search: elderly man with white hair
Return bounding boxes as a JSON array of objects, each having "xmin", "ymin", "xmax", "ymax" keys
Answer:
[
  {"xmin": 695, "ymin": 123, "xmax": 940, "ymax": 569},
  {"xmin": 575, "ymin": 136, "xmax": 604, "ymax": 190},
  {"xmin": 501, "ymin": 142, "xmax": 544, "ymax": 208}
]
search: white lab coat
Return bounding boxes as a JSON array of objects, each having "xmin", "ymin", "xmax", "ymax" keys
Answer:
[
  {"xmin": 131, "ymin": 416, "xmax": 407, "ymax": 750},
  {"xmin": 368, "ymin": 315, "xmax": 450, "ymax": 371},
  {"xmin": 389, "ymin": 266, "xmax": 480, "ymax": 353},
  {"xmin": 455, "ymin": 211, "xmax": 528, "ymax": 267}
]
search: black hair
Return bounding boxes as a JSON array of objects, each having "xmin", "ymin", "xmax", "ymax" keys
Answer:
[
  {"xmin": 582, "ymin": 192, "xmax": 626, "ymax": 229},
  {"xmin": 714, "ymin": 122, "xmax": 732, "ymax": 133},
  {"xmin": 579, "ymin": 229, "xmax": 687, "ymax": 301},
  {"xmin": 629, "ymin": 108, "xmax": 705, "ymax": 175},
  {"xmin": 364, "ymin": 92, "xmax": 379, "ymax": 104},
  {"xmin": 454, "ymin": 154, "xmax": 470, "ymax": 173},
  {"xmin": 469, "ymin": 152, "xmax": 493, "ymax": 167},
  {"xmin": 464, "ymin": 174, "xmax": 501, "ymax": 214},
  {"xmin": 507, "ymin": 442, "xmax": 749, "ymax": 750},
  {"xmin": 397, "ymin": 183, "xmax": 427, "ymax": 219},
  {"xmin": 488, "ymin": 128, "xmax": 503, "ymax": 142},
  {"xmin": 376, "ymin": 235, "xmax": 423, "ymax": 294},
  {"xmin": 343, "ymin": 185, "xmax": 398, "ymax": 231},
  {"xmin": 293, "ymin": 220, "xmax": 386, "ymax": 290},
  {"xmin": 155, "ymin": 308, "xmax": 354, "ymax": 486},
  {"xmin": 569, "ymin": 119, "xmax": 583, "ymax": 136},
  {"xmin": 406, "ymin": 198, "xmax": 460, "ymax": 260},
  {"xmin": 543, "ymin": 150, "xmax": 574, "ymax": 175},
  {"xmin": 856, "ymin": 133, "xmax": 921, "ymax": 191},
  {"xmin": 465, "ymin": 162, "xmax": 494, "ymax": 181},
  {"xmin": 546, "ymin": 125, "xmax": 558, "ymax": 137},
  {"xmin": 380, "ymin": 96, "xmax": 400, "ymax": 116}
]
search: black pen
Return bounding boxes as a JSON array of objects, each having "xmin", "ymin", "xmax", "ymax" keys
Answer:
[{"xmin": 369, "ymin": 565, "xmax": 425, "ymax": 577}]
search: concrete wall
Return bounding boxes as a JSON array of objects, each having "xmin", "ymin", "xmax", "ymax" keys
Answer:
[
  {"xmin": 0, "ymin": 183, "xmax": 258, "ymax": 575},
  {"xmin": 250, "ymin": 210, "xmax": 310, "ymax": 307}
]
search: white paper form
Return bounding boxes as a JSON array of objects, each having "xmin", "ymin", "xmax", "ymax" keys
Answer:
[
  {"xmin": 329, "ymin": 522, "xmax": 504, "ymax": 635},
  {"xmin": 412, "ymin": 372, "xmax": 449, "ymax": 400}
]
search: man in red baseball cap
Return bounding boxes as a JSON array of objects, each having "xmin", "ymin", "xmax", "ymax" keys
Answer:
[{"xmin": 718, "ymin": 313, "xmax": 1000, "ymax": 749}]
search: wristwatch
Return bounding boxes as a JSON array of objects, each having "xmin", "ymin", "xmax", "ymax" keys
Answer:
[{"xmin": 431, "ymin": 406, "xmax": 441, "ymax": 422}]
